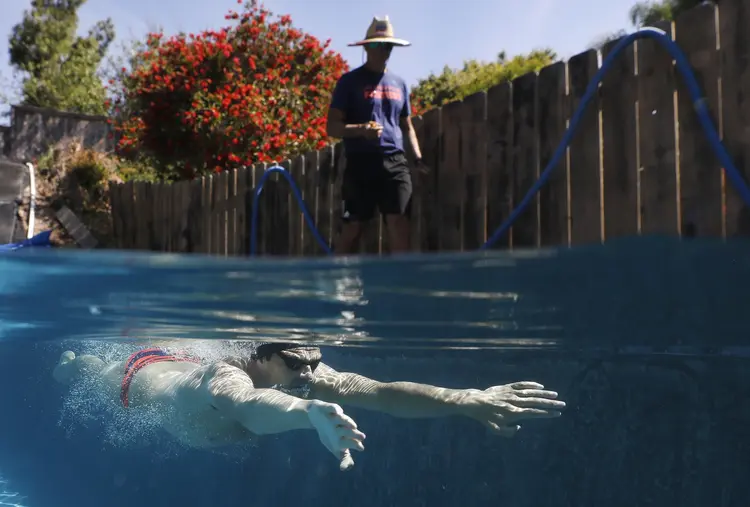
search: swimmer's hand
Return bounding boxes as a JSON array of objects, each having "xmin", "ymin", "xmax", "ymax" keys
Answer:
[
  {"xmin": 462, "ymin": 382, "xmax": 566, "ymax": 437},
  {"xmin": 307, "ymin": 400, "xmax": 366, "ymax": 471}
]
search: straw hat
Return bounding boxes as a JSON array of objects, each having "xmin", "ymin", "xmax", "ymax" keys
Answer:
[{"xmin": 347, "ymin": 16, "xmax": 411, "ymax": 47}]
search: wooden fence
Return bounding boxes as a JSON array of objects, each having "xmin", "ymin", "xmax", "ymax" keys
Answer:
[{"xmin": 109, "ymin": 0, "xmax": 750, "ymax": 257}]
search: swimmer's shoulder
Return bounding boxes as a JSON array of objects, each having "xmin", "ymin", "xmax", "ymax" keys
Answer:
[
  {"xmin": 200, "ymin": 360, "xmax": 256, "ymax": 398},
  {"xmin": 170, "ymin": 360, "xmax": 251, "ymax": 394}
]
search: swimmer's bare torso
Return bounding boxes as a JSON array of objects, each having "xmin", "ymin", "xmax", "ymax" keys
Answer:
[{"xmin": 98, "ymin": 359, "xmax": 273, "ymax": 448}]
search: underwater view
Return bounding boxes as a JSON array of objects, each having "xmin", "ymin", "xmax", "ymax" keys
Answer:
[{"xmin": 0, "ymin": 236, "xmax": 749, "ymax": 507}]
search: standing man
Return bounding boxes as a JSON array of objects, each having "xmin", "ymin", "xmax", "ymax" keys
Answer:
[{"xmin": 326, "ymin": 16, "xmax": 427, "ymax": 254}]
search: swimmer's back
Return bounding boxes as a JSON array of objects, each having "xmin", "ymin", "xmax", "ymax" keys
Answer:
[{"xmin": 159, "ymin": 361, "xmax": 256, "ymax": 448}]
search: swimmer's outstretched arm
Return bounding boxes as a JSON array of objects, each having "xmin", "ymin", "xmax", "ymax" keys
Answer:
[
  {"xmin": 202, "ymin": 362, "xmax": 366, "ymax": 468},
  {"xmin": 200, "ymin": 363, "xmax": 365, "ymax": 454},
  {"xmin": 309, "ymin": 363, "xmax": 567, "ymax": 436},
  {"xmin": 202, "ymin": 363, "xmax": 314, "ymax": 435}
]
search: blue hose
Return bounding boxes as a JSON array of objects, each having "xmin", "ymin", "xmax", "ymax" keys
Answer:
[
  {"xmin": 250, "ymin": 27, "xmax": 750, "ymax": 256},
  {"xmin": 251, "ymin": 166, "xmax": 333, "ymax": 256}
]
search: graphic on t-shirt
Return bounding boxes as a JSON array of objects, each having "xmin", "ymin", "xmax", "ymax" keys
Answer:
[{"xmin": 363, "ymin": 85, "xmax": 403, "ymax": 101}]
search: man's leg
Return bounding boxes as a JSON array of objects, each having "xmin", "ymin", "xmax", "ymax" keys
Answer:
[
  {"xmin": 380, "ymin": 155, "xmax": 413, "ymax": 254},
  {"xmin": 335, "ymin": 222, "xmax": 365, "ymax": 255},
  {"xmin": 53, "ymin": 351, "xmax": 106, "ymax": 385},
  {"xmin": 384, "ymin": 214, "xmax": 410, "ymax": 253},
  {"xmin": 335, "ymin": 157, "xmax": 377, "ymax": 255}
]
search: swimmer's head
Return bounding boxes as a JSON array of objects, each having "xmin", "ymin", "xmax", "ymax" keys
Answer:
[
  {"xmin": 254, "ymin": 342, "xmax": 321, "ymax": 387},
  {"xmin": 224, "ymin": 342, "xmax": 321, "ymax": 388}
]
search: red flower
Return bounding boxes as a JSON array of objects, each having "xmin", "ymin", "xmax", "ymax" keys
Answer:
[{"xmin": 110, "ymin": 2, "xmax": 349, "ymax": 176}]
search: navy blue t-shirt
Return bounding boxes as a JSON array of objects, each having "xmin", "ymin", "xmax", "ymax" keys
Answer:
[{"xmin": 329, "ymin": 65, "xmax": 410, "ymax": 156}]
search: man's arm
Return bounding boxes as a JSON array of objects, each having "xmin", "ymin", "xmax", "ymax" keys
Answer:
[
  {"xmin": 199, "ymin": 362, "xmax": 366, "ymax": 470},
  {"xmin": 310, "ymin": 363, "xmax": 566, "ymax": 435},
  {"xmin": 400, "ymin": 115, "xmax": 423, "ymax": 161},
  {"xmin": 327, "ymin": 108, "xmax": 370, "ymax": 139},
  {"xmin": 325, "ymin": 75, "xmax": 371, "ymax": 139},
  {"xmin": 399, "ymin": 81, "xmax": 423, "ymax": 162},
  {"xmin": 310, "ymin": 363, "xmax": 471, "ymax": 418},
  {"xmin": 202, "ymin": 362, "xmax": 314, "ymax": 435}
]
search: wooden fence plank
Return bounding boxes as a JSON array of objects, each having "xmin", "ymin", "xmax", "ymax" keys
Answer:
[
  {"xmin": 301, "ymin": 151, "xmax": 319, "ymax": 255},
  {"xmin": 718, "ymin": 0, "xmax": 750, "ymax": 237},
  {"xmin": 121, "ymin": 182, "xmax": 135, "ymax": 249},
  {"xmin": 601, "ymin": 36, "xmax": 639, "ymax": 240},
  {"xmin": 109, "ymin": 183, "xmax": 123, "ymax": 249},
  {"xmin": 289, "ymin": 155, "xmax": 304, "ymax": 256},
  {"xmin": 408, "ymin": 115, "xmax": 424, "ymax": 252},
  {"xmin": 275, "ymin": 159, "xmax": 291, "ymax": 255},
  {"xmin": 187, "ymin": 178, "xmax": 202, "ymax": 253},
  {"xmin": 258, "ymin": 165, "xmax": 272, "ymax": 255},
  {"xmin": 318, "ymin": 145, "xmax": 334, "ymax": 252},
  {"xmin": 439, "ymin": 100, "xmax": 464, "ymax": 251},
  {"xmin": 510, "ymin": 72, "xmax": 539, "ymax": 248},
  {"xmin": 419, "ymin": 107, "xmax": 441, "ymax": 251},
  {"xmin": 167, "ymin": 182, "xmax": 175, "ymax": 251},
  {"xmin": 163, "ymin": 182, "xmax": 172, "ymax": 251},
  {"xmin": 175, "ymin": 180, "xmax": 192, "ymax": 253},
  {"xmin": 235, "ymin": 167, "xmax": 249, "ymax": 255},
  {"xmin": 201, "ymin": 176, "xmax": 212, "ymax": 254},
  {"xmin": 637, "ymin": 20, "xmax": 680, "ymax": 236},
  {"xmin": 133, "ymin": 182, "xmax": 147, "ymax": 250},
  {"xmin": 210, "ymin": 175, "xmax": 219, "ymax": 254},
  {"xmin": 222, "ymin": 170, "xmax": 230, "ymax": 255},
  {"xmin": 112, "ymin": 183, "xmax": 123, "ymax": 249},
  {"xmin": 461, "ymin": 91, "xmax": 488, "ymax": 250},
  {"xmin": 172, "ymin": 181, "xmax": 181, "ymax": 252},
  {"xmin": 211, "ymin": 172, "xmax": 224, "ymax": 255},
  {"xmin": 250, "ymin": 162, "xmax": 274, "ymax": 255},
  {"xmin": 537, "ymin": 61, "xmax": 569, "ymax": 247},
  {"xmin": 148, "ymin": 183, "xmax": 158, "ymax": 250},
  {"xmin": 674, "ymin": 3, "xmax": 722, "ymax": 238},
  {"xmin": 485, "ymin": 82, "xmax": 513, "ymax": 250},
  {"xmin": 159, "ymin": 182, "xmax": 167, "ymax": 251},
  {"xmin": 226, "ymin": 169, "xmax": 237, "ymax": 255},
  {"xmin": 144, "ymin": 182, "xmax": 154, "ymax": 250},
  {"xmin": 568, "ymin": 49, "xmax": 604, "ymax": 245}
]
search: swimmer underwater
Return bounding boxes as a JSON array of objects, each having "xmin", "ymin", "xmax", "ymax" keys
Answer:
[{"xmin": 53, "ymin": 342, "xmax": 566, "ymax": 471}]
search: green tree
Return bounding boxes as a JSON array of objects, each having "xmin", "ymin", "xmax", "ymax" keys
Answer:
[
  {"xmin": 629, "ymin": 0, "xmax": 714, "ymax": 27},
  {"xmin": 8, "ymin": 0, "xmax": 115, "ymax": 115},
  {"xmin": 591, "ymin": 1, "xmax": 714, "ymax": 49},
  {"xmin": 410, "ymin": 49, "xmax": 556, "ymax": 115}
]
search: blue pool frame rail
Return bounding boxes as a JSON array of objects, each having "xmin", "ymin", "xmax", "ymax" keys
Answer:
[{"xmin": 0, "ymin": 230, "xmax": 53, "ymax": 253}]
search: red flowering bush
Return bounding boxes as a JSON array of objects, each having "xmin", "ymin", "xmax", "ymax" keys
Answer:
[{"xmin": 108, "ymin": 1, "xmax": 348, "ymax": 180}]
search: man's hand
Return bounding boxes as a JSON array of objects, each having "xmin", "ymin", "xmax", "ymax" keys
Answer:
[
  {"xmin": 361, "ymin": 121, "xmax": 383, "ymax": 140},
  {"xmin": 413, "ymin": 158, "xmax": 429, "ymax": 176},
  {"xmin": 307, "ymin": 400, "xmax": 366, "ymax": 471},
  {"xmin": 462, "ymin": 382, "xmax": 566, "ymax": 437}
]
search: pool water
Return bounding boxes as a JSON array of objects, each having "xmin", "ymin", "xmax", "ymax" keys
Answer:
[{"xmin": 0, "ymin": 236, "xmax": 748, "ymax": 507}]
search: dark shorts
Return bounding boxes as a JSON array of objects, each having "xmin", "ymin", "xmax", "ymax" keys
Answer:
[{"xmin": 341, "ymin": 152, "xmax": 412, "ymax": 222}]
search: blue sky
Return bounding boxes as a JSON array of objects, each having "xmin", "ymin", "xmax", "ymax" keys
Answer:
[{"xmin": 0, "ymin": 0, "xmax": 637, "ymax": 121}]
